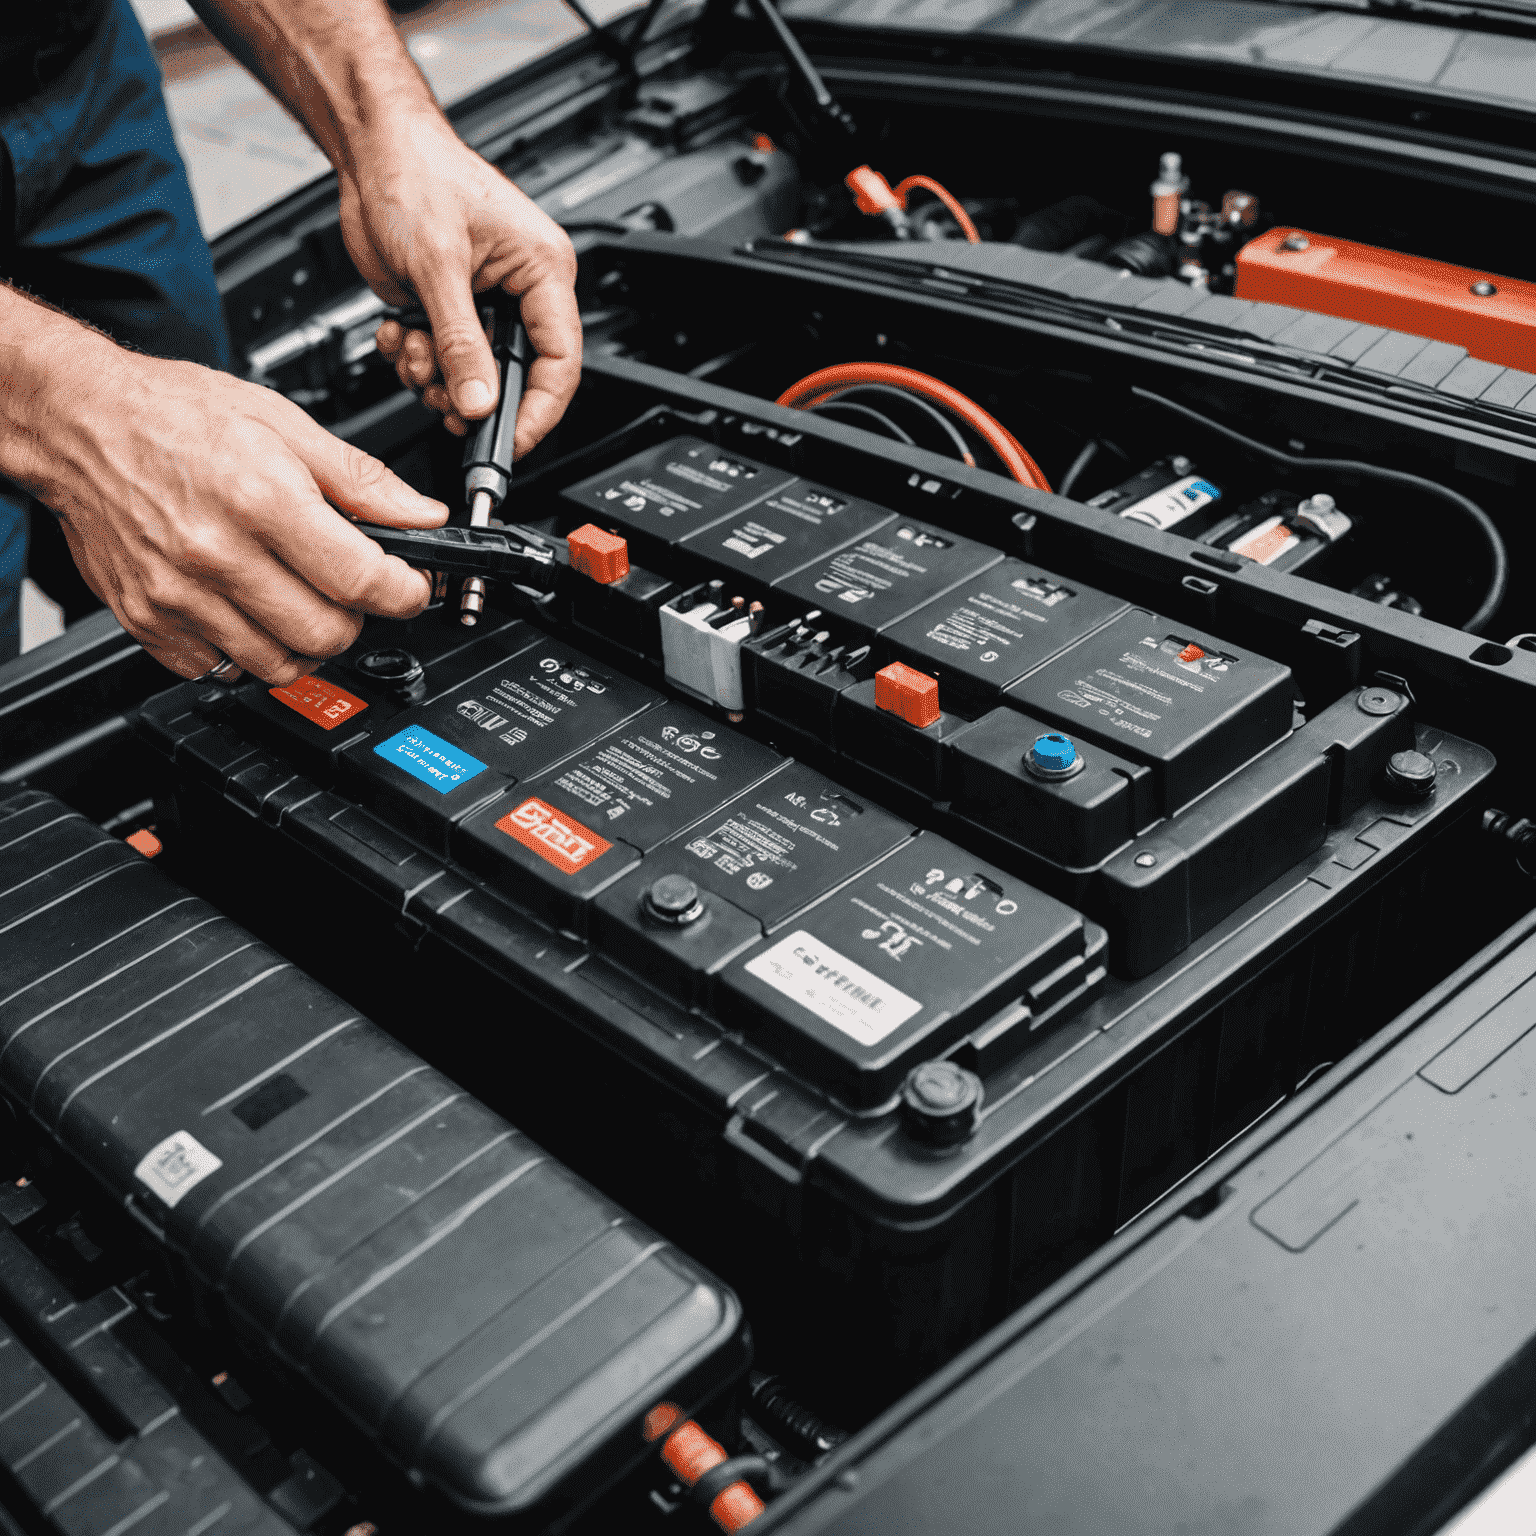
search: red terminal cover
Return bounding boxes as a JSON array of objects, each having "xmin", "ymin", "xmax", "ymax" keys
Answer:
[
  {"xmin": 125, "ymin": 828, "xmax": 162, "ymax": 859},
  {"xmin": 874, "ymin": 661, "xmax": 942, "ymax": 728},
  {"xmin": 845, "ymin": 164, "xmax": 901, "ymax": 217},
  {"xmin": 1235, "ymin": 228, "xmax": 1536, "ymax": 370},
  {"xmin": 567, "ymin": 523, "xmax": 631, "ymax": 585}
]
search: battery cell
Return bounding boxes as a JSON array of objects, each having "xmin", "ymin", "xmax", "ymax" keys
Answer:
[
  {"xmin": 230, "ymin": 615, "xmax": 531, "ymax": 783},
  {"xmin": 343, "ymin": 640, "xmax": 660, "ymax": 852},
  {"xmin": 718, "ymin": 833, "xmax": 1096, "ymax": 1108},
  {"xmin": 559, "ymin": 436, "xmax": 795, "ymax": 555},
  {"xmin": 455, "ymin": 701, "xmax": 783, "ymax": 931},
  {"xmin": 1003, "ymin": 610, "xmax": 1294, "ymax": 815},
  {"xmin": 878, "ymin": 559, "xmax": 1128, "ymax": 714},
  {"xmin": 680, "ymin": 479, "xmax": 893, "ymax": 584},
  {"xmin": 592, "ymin": 762, "xmax": 913, "ymax": 1004},
  {"xmin": 774, "ymin": 519, "xmax": 1001, "ymax": 636}
]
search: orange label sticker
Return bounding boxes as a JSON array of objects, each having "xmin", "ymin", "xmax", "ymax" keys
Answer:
[
  {"xmin": 496, "ymin": 797, "xmax": 613, "ymax": 873},
  {"xmin": 270, "ymin": 674, "xmax": 369, "ymax": 731}
]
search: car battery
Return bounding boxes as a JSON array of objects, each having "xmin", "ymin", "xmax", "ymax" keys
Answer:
[
  {"xmin": 591, "ymin": 761, "xmax": 913, "ymax": 1006},
  {"xmin": 454, "ymin": 699, "xmax": 783, "ymax": 934},
  {"xmin": 1004, "ymin": 610, "xmax": 1294, "ymax": 815},
  {"xmin": 558, "ymin": 435, "xmax": 796, "ymax": 569},
  {"xmin": 877, "ymin": 559, "xmax": 1128, "ymax": 717},
  {"xmin": 228, "ymin": 613, "xmax": 531, "ymax": 784},
  {"xmin": 679, "ymin": 478, "xmax": 894, "ymax": 587},
  {"xmin": 1199, "ymin": 490, "xmax": 1355, "ymax": 576},
  {"xmin": 716, "ymin": 834, "xmax": 1102, "ymax": 1109},
  {"xmin": 1087, "ymin": 455, "xmax": 1223, "ymax": 534},
  {"xmin": 341, "ymin": 638, "xmax": 661, "ymax": 853},
  {"xmin": 773, "ymin": 518, "xmax": 1002, "ymax": 638}
]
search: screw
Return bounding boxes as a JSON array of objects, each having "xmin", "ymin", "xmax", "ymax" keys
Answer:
[
  {"xmin": 1280, "ymin": 234, "xmax": 1311, "ymax": 252},
  {"xmin": 1356, "ymin": 686, "xmax": 1403, "ymax": 717},
  {"xmin": 1135, "ymin": 852, "xmax": 1157, "ymax": 868},
  {"xmin": 1470, "ymin": 280, "xmax": 1497, "ymax": 297}
]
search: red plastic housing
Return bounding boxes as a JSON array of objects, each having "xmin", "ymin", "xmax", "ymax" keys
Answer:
[{"xmin": 1235, "ymin": 228, "xmax": 1536, "ymax": 370}]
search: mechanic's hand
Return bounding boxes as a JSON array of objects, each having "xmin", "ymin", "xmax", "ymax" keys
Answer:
[
  {"xmin": 40, "ymin": 344, "xmax": 448, "ymax": 685},
  {"xmin": 348, "ymin": 113, "xmax": 581, "ymax": 454}
]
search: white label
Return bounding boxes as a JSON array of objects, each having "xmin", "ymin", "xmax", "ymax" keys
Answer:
[
  {"xmin": 135, "ymin": 1131, "xmax": 223, "ymax": 1208},
  {"xmin": 744, "ymin": 931, "xmax": 922, "ymax": 1047},
  {"xmin": 1119, "ymin": 475, "xmax": 1220, "ymax": 531}
]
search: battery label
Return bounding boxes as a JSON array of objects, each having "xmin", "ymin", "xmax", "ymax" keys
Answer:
[
  {"xmin": 1229, "ymin": 514, "xmax": 1301, "ymax": 566},
  {"xmin": 135, "ymin": 1130, "xmax": 222, "ymax": 1208},
  {"xmin": 744, "ymin": 929, "xmax": 921, "ymax": 1046},
  {"xmin": 1119, "ymin": 476, "xmax": 1221, "ymax": 531},
  {"xmin": 270, "ymin": 674, "xmax": 368, "ymax": 731},
  {"xmin": 374, "ymin": 726, "xmax": 488, "ymax": 793},
  {"xmin": 496, "ymin": 797, "xmax": 612, "ymax": 873}
]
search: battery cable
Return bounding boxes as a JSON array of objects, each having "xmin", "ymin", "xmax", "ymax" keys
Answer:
[{"xmin": 778, "ymin": 363, "xmax": 1052, "ymax": 490}]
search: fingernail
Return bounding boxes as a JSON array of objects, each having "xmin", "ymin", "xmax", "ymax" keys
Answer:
[{"xmin": 458, "ymin": 379, "xmax": 493, "ymax": 414}]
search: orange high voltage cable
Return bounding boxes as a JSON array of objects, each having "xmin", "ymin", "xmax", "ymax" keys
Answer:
[{"xmin": 777, "ymin": 363, "xmax": 1052, "ymax": 491}]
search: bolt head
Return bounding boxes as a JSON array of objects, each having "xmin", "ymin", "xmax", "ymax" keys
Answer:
[
  {"xmin": 646, "ymin": 874, "xmax": 704, "ymax": 926},
  {"xmin": 1134, "ymin": 852, "xmax": 1157, "ymax": 868},
  {"xmin": 1280, "ymin": 234, "xmax": 1311, "ymax": 252},
  {"xmin": 1470, "ymin": 280, "xmax": 1497, "ymax": 297}
]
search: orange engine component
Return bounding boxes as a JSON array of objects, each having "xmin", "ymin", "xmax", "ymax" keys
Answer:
[{"xmin": 1235, "ymin": 228, "xmax": 1536, "ymax": 371}]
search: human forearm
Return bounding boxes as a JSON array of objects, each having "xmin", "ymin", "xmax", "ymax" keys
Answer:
[{"xmin": 186, "ymin": 0, "xmax": 440, "ymax": 178}]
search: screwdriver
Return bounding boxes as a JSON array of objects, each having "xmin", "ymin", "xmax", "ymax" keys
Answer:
[{"xmin": 385, "ymin": 295, "xmax": 526, "ymax": 625}]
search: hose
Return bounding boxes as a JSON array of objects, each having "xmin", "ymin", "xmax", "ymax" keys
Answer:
[
  {"xmin": 807, "ymin": 382, "xmax": 974, "ymax": 465},
  {"xmin": 1057, "ymin": 440, "xmax": 1100, "ymax": 500},
  {"xmin": 892, "ymin": 175, "xmax": 981, "ymax": 243},
  {"xmin": 1130, "ymin": 388, "xmax": 1508, "ymax": 635},
  {"xmin": 779, "ymin": 364, "xmax": 1052, "ymax": 491}
]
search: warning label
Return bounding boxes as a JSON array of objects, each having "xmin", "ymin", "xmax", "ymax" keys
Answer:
[
  {"xmin": 745, "ymin": 930, "xmax": 921, "ymax": 1046},
  {"xmin": 496, "ymin": 797, "xmax": 612, "ymax": 873},
  {"xmin": 270, "ymin": 674, "xmax": 368, "ymax": 731}
]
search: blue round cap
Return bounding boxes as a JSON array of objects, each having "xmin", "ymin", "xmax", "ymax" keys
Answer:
[{"xmin": 1030, "ymin": 733, "xmax": 1077, "ymax": 772}]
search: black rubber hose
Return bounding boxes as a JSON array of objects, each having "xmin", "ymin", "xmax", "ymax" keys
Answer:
[
  {"xmin": 1130, "ymin": 387, "xmax": 1509, "ymax": 635},
  {"xmin": 806, "ymin": 399, "xmax": 917, "ymax": 446},
  {"xmin": 1057, "ymin": 439, "xmax": 1100, "ymax": 500},
  {"xmin": 812, "ymin": 383, "xmax": 976, "ymax": 467}
]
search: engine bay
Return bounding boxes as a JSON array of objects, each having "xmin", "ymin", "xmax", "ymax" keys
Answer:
[{"xmin": 4, "ymin": 5, "xmax": 1536, "ymax": 1533}]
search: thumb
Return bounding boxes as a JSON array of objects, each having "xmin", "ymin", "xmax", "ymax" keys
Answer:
[
  {"xmin": 415, "ymin": 251, "xmax": 499, "ymax": 421},
  {"xmin": 275, "ymin": 406, "xmax": 448, "ymax": 528}
]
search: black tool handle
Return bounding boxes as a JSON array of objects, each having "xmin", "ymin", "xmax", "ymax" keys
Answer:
[
  {"xmin": 358, "ymin": 524, "xmax": 559, "ymax": 590},
  {"xmin": 462, "ymin": 297, "xmax": 527, "ymax": 499}
]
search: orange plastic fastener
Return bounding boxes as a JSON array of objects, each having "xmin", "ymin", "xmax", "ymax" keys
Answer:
[
  {"xmin": 1177, "ymin": 643, "xmax": 1205, "ymax": 664},
  {"xmin": 126, "ymin": 828, "xmax": 162, "ymax": 858},
  {"xmin": 874, "ymin": 662, "xmax": 941, "ymax": 728},
  {"xmin": 567, "ymin": 524, "xmax": 631, "ymax": 585}
]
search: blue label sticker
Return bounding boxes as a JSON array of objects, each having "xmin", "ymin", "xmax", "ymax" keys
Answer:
[
  {"xmin": 1184, "ymin": 478, "xmax": 1221, "ymax": 502},
  {"xmin": 374, "ymin": 726, "xmax": 487, "ymax": 794}
]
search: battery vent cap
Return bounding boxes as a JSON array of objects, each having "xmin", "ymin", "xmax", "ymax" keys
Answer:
[
  {"xmin": 567, "ymin": 524, "xmax": 631, "ymax": 585},
  {"xmin": 901, "ymin": 1061, "xmax": 983, "ymax": 1146},
  {"xmin": 1026, "ymin": 732, "xmax": 1079, "ymax": 778},
  {"xmin": 874, "ymin": 662, "xmax": 941, "ymax": 728}
]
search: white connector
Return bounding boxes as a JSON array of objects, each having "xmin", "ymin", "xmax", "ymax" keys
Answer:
[{"xmin": 660, "ymin": 588, "xmax": 754, "ymax": 714}]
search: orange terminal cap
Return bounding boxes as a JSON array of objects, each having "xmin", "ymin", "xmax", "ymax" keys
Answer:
[
  {"xmin": 875, "ymin": 662, "xmax": 941, "ymax": 728},
  {"xmin": 567, "ymin": 523, "xmax": 630, "ymax": 585},
  {"xmin": 845, "ymin": 164, "xmax": 901, "ymax": 217},
  {"xmin": 125, "ymin": 828, "xmax": 162, "ymax": 858}
]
